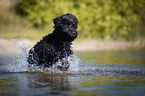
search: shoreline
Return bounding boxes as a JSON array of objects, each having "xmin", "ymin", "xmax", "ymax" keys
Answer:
[
  {"xmin": 0, "ymin": 38, "xmax": 145, "ymax": 54},
  {"xmin": 73, "ymin": 39, "xmax": 145, "ymax": 51}
]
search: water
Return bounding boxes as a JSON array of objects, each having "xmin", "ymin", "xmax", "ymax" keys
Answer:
[{"xmin": 0, "ymin": 40, "xmax": 145, "ymax": 96}]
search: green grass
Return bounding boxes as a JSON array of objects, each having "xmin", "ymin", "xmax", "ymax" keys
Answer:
[
  {"xmin": 0, "ymin": 0, "xmax": 52, "ymax": 40},
  {"xmin": 0, "ymin": 7, "xmax": 53, "ymax": 40},
  {"xmin": 0, "ymin": 26, "xmax": 53, "ymax": 40}
]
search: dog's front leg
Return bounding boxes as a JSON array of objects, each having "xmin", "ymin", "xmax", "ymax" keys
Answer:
[{"xmin": 57, "ymin": 58, "xmax": 70, "ymax": 71}]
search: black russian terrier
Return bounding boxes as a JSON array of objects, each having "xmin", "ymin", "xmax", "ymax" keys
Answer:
[{"xmin": 27, "ymin": 13, "xmax": 78, "ymax": 71}]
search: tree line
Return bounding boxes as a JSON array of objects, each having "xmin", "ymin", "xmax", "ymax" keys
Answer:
[{"xmin": 16, "ymin": 0, "xmax": 145, "ymax": 40}]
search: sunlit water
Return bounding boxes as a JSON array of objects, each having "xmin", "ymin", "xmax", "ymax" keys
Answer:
[{"xmin": 0, "ymin": 39, "xmax": 145, "ymax": 96}]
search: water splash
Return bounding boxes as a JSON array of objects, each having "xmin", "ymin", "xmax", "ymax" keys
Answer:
[
  {"xmin": 27, "ymin": 54, "xmax": 80, "ymax": 73},
  {"xmin": 1, "ymin": 38, "xmax": 80, "ymax": 73},
  {"xmin": 2, "ymin": 39, "xmax": 30, "ymax": 72}
]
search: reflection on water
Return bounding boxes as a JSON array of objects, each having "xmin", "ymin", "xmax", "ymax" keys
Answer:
[
  {"xmin": 0, "ymin": 73, "xmax": 75, "ymax": 96},
  {"xmin": 77, "ymin": 50, "xmax": 145, "ymax": 65},
  {"xmin": 73, "ymin": 75, "xmax": 145, "ymax": 96},
  {"xmin": 0, "ymin": 50, "xmax": 145, "ymax": 96}
]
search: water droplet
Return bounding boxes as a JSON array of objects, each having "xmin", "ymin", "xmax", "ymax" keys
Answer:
[{"xmin": 14, "ymin": 40, "xmax": 18, "ymax": 44}]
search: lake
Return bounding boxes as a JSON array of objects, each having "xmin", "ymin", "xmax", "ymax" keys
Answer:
[{"xmin": 0, "ymin": 49, "xmax": 145, "ymax": 96}]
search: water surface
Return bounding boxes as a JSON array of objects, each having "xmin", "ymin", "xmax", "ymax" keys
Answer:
[{"xmin": 0, "ymin": 49, "xmax": 145, "ymax": 96}]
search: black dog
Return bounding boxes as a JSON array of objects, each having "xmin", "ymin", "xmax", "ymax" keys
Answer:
[{"xmin": 27, "ymin": 13, "xmax": 78, "ymax": 71}]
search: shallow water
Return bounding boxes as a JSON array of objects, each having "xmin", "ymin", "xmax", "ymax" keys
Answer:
[{"xmin": 0, "ymin": 49, "xmax": 145, "ymax": 96}]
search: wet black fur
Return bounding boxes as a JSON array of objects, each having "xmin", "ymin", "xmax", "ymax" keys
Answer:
[{"xmin": 27, "ymin": 13, "xmax": 78, "ymax": 70}]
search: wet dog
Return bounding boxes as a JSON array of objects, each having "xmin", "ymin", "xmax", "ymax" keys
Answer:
[{"xmin": 27, "ymin": 13, "xmax": 78, "ymax": 71}]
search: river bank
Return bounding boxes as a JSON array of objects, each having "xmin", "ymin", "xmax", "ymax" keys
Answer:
[{"xmin": 0, "ymin": 38, "xmax": 145, "ymax": 54}]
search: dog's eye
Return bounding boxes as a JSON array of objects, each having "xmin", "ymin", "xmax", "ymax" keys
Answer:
[{"xmin": 73, "ymin": 24, "xmax": 77, "ymax": 29}]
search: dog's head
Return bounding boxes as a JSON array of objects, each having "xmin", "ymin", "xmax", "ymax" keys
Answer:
[{"xmin": 53, "ymin": 13, "xmax": 78, "ymax": 42}]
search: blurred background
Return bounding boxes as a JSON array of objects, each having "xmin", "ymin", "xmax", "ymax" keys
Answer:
[{"xmin": 0, "ymin": 0, "xmax": 145, "ymax": 49}]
